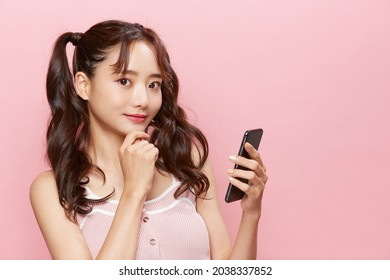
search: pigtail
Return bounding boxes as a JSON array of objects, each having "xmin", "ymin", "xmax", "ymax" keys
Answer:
[{"xmin": 46, "ymin": 32, "xmax": 108, "ymax": 222}]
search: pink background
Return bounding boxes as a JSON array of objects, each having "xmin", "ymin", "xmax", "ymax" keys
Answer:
[{"xmin": 1, "ymin": 0, "xmax": 389, "ymax": 259}]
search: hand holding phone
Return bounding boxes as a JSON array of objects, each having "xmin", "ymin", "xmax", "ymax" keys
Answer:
[{"xmin": 225, "ymin": 128, "xmax": 263, "ymax": 203}]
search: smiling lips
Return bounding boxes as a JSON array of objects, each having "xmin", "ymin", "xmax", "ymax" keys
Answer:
[{"xmin": 125, "ymin": 114, "xmax": 147, "ymax": 123}]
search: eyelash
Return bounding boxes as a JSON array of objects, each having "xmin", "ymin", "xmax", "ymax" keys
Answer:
[
  {"xmin": 118, "ymin": 78, "xmax": 131, "ymax": 86},
  {"xmin": 149, "ymin": 81, "xmax": 161, "ymax": 89},
  {"xmin": 118, "ymin": 79, "xmax": 161, "ymax": 90}
]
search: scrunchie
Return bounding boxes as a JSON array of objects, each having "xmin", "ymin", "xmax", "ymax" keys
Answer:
[
  {"xmin": 70, "ymin": 32, "xmax": 83, "ymax": 46},
  {"xmin": 133, "ymin": 23, "xmax": 144, "ymax": 30}
]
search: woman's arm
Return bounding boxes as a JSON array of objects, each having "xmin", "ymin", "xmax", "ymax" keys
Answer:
[
  {"xmin": 197, "ymin": 143, "xmax": 267, "ymax": 259},
  {"xmin": 196, "ymin": 159, "xmax": 233, "ymax": 259},
  {"xmin": 30, "ymin": 171, "xmax": 94, "ymax": 259},
  {"xmin": 30, "ymin": 170, "xmax": 148, "ymax": 259},
  {"xmin": 30, "ymin": 131, "xmax": 158, "ymax": 259}
]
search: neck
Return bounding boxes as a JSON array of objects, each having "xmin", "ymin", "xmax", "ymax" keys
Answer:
[{"xmin": 87, "ymin": 125, "xmax": 124, "ymax": 175}]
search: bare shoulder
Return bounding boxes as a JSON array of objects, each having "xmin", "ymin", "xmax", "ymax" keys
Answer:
[
  {"xmin": 31, "ymin": 170, "xmax": 56, "ymax": 186},
  {"xmin": 191, "ymin": 143, "xmax": 205, "ymax": 167},
  {"xmin": 30, "ymin": 170, "xmax": 58, "ymax": 201},
  {"xmin": 30, "ymin": 170, "xmax": 91, "ymax": 259},
  {"xmin": 29, "ymin": 170, "xmax": 61, "ymax": 219}
]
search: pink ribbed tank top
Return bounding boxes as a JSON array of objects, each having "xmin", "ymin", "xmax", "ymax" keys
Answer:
[{"xmin": 77, "ymin": 176, "xmax": 210, "ymax": 259}]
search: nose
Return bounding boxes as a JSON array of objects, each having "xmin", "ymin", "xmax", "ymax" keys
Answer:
[{"xmin": 131, "ymin": 84, "xmax": 148, "ymax": 107}]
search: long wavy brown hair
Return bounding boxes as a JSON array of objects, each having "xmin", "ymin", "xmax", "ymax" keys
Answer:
[{"xmin": 46, "ymin": 20, "xmax": 209, "ymax": 222}]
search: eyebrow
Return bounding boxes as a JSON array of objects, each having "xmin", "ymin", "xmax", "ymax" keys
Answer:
[{"xmin": 120, "ymin": 69, "xmax": 162, "ymax": 79}]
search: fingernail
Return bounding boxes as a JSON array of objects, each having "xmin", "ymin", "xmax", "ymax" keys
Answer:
[
  {"xmin": 227, "ymin": 169, "xmax": 234, "ymax": 174},
  {"xmin": 245, "ymin": 142, "xmax": 253, "ymax": 150},
  {"xmin": 229, "ymin": 155, "xmax": 237, "ymax": 161},
  {"xmin": 228, "ymin": 176, "xmax": 234, "ymax": 182}
]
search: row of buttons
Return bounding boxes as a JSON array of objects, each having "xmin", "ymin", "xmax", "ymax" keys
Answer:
[{"xmin": 143, "ymin": 216, "xmax": 156, "ymax": 245}]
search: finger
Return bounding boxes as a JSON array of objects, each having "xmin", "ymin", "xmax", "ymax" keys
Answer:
[
  {"xmin": 131, "ymin": 141, "xmax": 159, "ymax": 161},
  {"xmin": 120, "ymin": 132, "xmax": 150, "ymax": 152},
  {"xmin": 126, "ymin": 140, "xmax": 152, "ymax": 153},
  {"xmin": 228, "ymin": 176, "xmax": 250, "ymax": 194},
  {"xmin": 126, "ymin": 131, "xmax": 150, "ymax": 144},
  {"xmin": 229, "ymin": 155, "xmax": 263, "ymax": 175},
  {"xmin": 244, "ymin": 142, "xmax": 266, "ymax": 171},
  {"xmin": 139, "ymin": 142, "xmax": 159, "ymax": 160},
  {"xmin": 228, "ymin": 175, "xmax": 266, "ymax": 199},
  {"xmin": 228, "ymin": 167, "xmax": 268, "ymax": 187},
  {"xmin": 227, "ymin": 168, "xmax": 258, "ymax": 183},
  {"xmin": 228, "ymin": 175, "xmax": 265, "ymax": 196}
]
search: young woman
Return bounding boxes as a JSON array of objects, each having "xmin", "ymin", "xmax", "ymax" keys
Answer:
[{"xmin": 30, "ymin": 20, "xmax": 268, "ymax": 260}]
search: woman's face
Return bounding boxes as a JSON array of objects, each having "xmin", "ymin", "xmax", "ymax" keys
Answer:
[{"xmin": 81, "ymin": 41, "xmax": 163, "ymax": 136}]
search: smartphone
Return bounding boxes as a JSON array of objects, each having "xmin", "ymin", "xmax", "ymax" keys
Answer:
[{"xmin": 225, "ymin": 128, "xmax": 263, "ymax": 203}]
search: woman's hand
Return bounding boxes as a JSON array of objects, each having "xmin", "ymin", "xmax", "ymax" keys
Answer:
[
  {"xmin": 118, "ymin": 131, "xmax": 159, "ymax": 198},
  {"xmin": 227, "ymin": 142, "xmax": 268, "ymax": 217}
]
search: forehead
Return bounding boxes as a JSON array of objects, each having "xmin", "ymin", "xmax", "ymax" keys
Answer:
[{"xmin": 102, "ymin": 41, "xmax": 161, "ymax": 74}]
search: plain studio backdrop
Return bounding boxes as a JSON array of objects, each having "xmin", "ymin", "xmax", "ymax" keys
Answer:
[{"xmin": 0, "ymin": 0, "xmax": 389, "ymax": 259}]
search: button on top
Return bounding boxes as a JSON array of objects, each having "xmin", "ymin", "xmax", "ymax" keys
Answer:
[
  {"xmin": 150, "ymin": 239, "xmax": 157, "ymax": 245},
  {"xmin": 143, "ymin": 216, "xmax": 149, "ymax": 223}
]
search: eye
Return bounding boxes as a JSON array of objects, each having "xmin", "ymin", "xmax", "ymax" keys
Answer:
[
  {"xmin": 149, "ymin": 81, "xmax": 162, "ymax": 89},
  {"xmin": 118, "ymin": 78, "xmax": 131, "ymax": 86}
]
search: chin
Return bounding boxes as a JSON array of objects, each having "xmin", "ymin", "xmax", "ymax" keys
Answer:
[{"xmin": 121, "ymin": 125, "xmax": 148, "ymax": 135}]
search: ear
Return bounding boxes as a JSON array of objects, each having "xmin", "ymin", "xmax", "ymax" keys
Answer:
[{"xmin": 74, "ymin": 72, "xmax": 90, "ymax": 101}]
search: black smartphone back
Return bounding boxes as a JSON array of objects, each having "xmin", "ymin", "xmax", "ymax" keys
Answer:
[{"xmin": 225, "ymin": 128, "xmax": 263, "ymax": 203}]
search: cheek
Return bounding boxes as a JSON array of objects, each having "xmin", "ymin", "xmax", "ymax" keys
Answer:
[
  {"xmin": 93, "ymin": 86, "xmax": 127, "ymax": 109},
  {"xmin": 109, "ymin": 93, "xmax": 128, "ymax": 108},
  {"xmin": 151, "ymin": 93, "xmax": 163, "ymax": 115}
]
